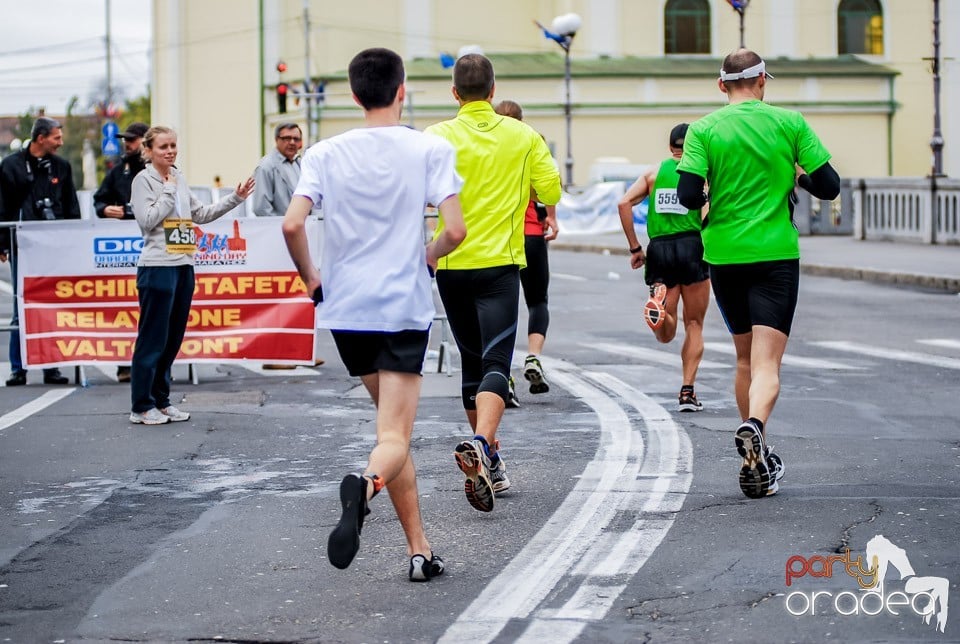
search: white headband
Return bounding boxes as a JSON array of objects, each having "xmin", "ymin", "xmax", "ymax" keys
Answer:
[{"xmin": 719, "ymin": 60, "xmax": 774, "ymax": 82}]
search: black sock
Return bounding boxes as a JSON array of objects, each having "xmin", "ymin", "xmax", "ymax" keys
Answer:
[
  {"xmin": 748, "ymin": 417, "xmax": 765, "ymax": 434},
  {"xmin": 680, "ymin": 385, "xmax": 694, "ymax": 393}
]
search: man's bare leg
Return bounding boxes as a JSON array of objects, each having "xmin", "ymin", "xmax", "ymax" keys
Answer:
[
  {"xmin": 678, "ymin": 280, "xmax": 710, "ymax": 386},
  {"xmin": 731, "ymin": 332, "xmax": 753, "ymax": 421},
  {"xmin": 528, "ymin": 332, "xmax": 545, "ymax": 356},
  {"xmin": 358, "ymin": 371, "xmax": 431, "ymax": 556},
  {"xmin": 746, "ymin": 325, "xmax": 789, "ymax": 427},
  {"xmin": 469, "ymin": 391, "xmax": 505, "ymax": 446}
]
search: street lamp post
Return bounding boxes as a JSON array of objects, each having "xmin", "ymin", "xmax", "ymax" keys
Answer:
[
  {"xmin": 930, "ymin": 0, "xmax": 945, "ymax": 177},
  {"xmin": 726, "ymin": 0, "xmax": 750, "ymax": 48},
  {"xmin": 536, "ymin": 13, "xmax": 581, "ymax": 187}
]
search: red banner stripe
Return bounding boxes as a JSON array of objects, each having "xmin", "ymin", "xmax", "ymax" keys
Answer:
[
  {"xmin": 22, "ymin": 271, "xmax": 309, "ymax": 304},
  {"xmin": 25, "ymin": 332, "xmax": 315, "ymax": 364},
  {"xmin": 23, "ymin": 302, "xmax": 315, "ymax": 335}
]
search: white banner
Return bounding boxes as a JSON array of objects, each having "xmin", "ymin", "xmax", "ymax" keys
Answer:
[
  {"xmin": 15, "ymin": 217, "xmax": 320, "ymax": 368},
  {"xmin": 555, "ymin": 181, "xmax": 648, "ymax": 235}
]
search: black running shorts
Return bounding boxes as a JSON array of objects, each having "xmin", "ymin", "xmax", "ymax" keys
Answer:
[
  {"xmin": 644, "ymin": 231, "xmax": 709, "ymax": 288},
  {"xmin": 709, "ymin": 259, "xmax": 800, "ymax": 336},
  {"xmin": 330, "ymin": 329, "xmax": 430, "ymax": 377}
]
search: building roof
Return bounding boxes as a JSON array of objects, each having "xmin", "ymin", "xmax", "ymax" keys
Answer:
[
  {"xmin": 390, "ymin": 53, "xmax": 900, "ymax": 81},
  {"xmin": 320, "ymin": 53, "xmax": 898, "ymax": 83}
]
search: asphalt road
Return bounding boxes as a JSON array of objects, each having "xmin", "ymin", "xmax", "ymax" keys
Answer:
[{"xmin": 0, "ymin": 249, "xmax": 957, "ymax": 643}]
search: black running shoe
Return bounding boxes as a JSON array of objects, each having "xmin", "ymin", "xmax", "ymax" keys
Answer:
[
  {"xmin": 523, "ymin": 355, "xmax": 550, "ymax": 394},
  {"xmin": 409, "ymin": 553, "xmax": 445, "ymax": 582},
  {"xmin": 454, "ymin": 439, "xmax": 495, "ymax": 512},
  {"xmin": 678, "ymin": 389, "xmax": 703, "ymax": 412},
  {"xmin": 327, "ymin": 474, "xmax": 367, "ymax": 569},
  {"xmin": 734, "ymin": 420, "xmax": 771, "ymax": 499}
]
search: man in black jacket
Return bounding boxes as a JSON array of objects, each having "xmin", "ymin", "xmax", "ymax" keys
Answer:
[
  {"xmin": 0, "ymin": 117, "xmax": 81, "ymax": 386},
  {"xmin": 93, "ymin": 122, "xmax": 148, "ymax": 220},
  {"xmin": 92, "ymin": 122, "xmax": 148, "ymax": 382}
]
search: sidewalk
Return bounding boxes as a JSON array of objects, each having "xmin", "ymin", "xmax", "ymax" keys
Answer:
[{"xmin": 552, "ymin": 233, "xmax": 960, "ymax": 293}]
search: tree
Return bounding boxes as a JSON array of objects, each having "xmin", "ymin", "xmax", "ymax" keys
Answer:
[
  {"xmin": 61, "ymin": 96, "xmax": 93, "ymax": 187},
  {"xmin": 122, "ymin": 91, "xmax": 151, "ymax": 129}
]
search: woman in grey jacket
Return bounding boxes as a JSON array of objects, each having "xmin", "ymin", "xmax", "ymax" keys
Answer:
[{"xmin": 129, "ymin": 125, "xmax": 255, "ymax": 425}]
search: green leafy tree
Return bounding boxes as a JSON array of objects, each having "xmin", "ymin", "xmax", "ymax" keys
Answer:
[
  {"xmin": 122, "ymin": 92, "xmax": 151, "ymax": 129},
  {"xmin": 61, "ymin": 96, "xmax": 91, "ymax": 187}
]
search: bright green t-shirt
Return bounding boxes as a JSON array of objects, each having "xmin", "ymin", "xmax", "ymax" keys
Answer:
[
  {"xmin": 425, "ymin": 101, "xmax": 561, "ymax": 270},
  {"xmin": 677, "ymin": 100, "xmax": 832, "ymax": 265},
  {"xmin": 647, "ymin": 157, "xmax": 702, "ymax": 239}
]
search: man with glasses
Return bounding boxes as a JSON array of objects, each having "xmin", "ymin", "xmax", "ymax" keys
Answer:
[
  {"xmin": 0, "ymin": 117, "xmax": 80, "ymax": 386},
  {"xmin": 254, "ymin": 123, "xmax": 304, "ymax": 218}
]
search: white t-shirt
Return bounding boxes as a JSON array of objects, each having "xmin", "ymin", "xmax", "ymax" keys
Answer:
[{"xmin": 294, "ymin": 126, "xmax": 462, "ymax": 331}]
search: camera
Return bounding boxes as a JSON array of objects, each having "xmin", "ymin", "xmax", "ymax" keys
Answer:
[
  {"xmin": 34, "ymin": 197, "xmax": 55, "ymax": 220},
  {"xmin": 123, "ymin": 203, "xmax": 134, "ymax": 218}
]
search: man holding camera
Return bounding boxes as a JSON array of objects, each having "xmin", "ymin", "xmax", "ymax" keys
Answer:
[
  {"xmin": 94, "ymin": 122, "xmax": 148, "ymax": 221},
  {"xmin": 0, "ymin": 116, "xmax": 81, "ymax": 386},
  {"xmin": 92, "ymin": 122, "xmax": 149, "ymax": 382}
]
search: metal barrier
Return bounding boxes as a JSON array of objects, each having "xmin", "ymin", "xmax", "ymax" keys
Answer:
[{"xmin": 0, "ymin": 221, "xmax": 87, "ymax": 384}]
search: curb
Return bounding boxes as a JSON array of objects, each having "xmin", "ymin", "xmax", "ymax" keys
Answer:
[
  {"xmin": 551, "ymin": 243, "xmax": 960, "ymax": 294},
  {"xmin": 799, "ymin": 265, "xmax": 960, "ymax": 294}
]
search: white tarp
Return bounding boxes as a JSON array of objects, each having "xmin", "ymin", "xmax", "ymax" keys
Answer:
[{"xmin": 555, "ymin": 181, "xmax": 648, "ymax": 235}]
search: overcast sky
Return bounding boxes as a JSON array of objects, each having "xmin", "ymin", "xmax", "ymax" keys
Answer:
[{"xmin": 0, "ymin": 0, "xmax": 152, "ymax": 116}]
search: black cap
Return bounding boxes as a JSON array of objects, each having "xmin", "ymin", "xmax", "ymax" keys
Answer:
[
  {"xmin": 118, "ymin": 122, "xmax": 149, "ymax": 140},
  {"xmin": 670, "ymin": 123, "xmax": 689, "ymax": 149}
]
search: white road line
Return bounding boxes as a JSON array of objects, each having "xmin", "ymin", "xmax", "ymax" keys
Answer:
[
  {"xmin": 0, "ymin": 389, "xmax": 76, "ymax": 432},
  {"xmin": 440, "ymin": 363, "xmax": 691, "ymax": 644},
  {"xmin": 583, "ymin": 341, "xmax": 730, "ymax": 370},
  {"xmin": 917, "ymin": 339, "xmax": 960, "ymax": 352},
  {"xmin": 703, "ymin": 341, "xmax": 861, "ymax": 371},
  {"xmin": 812, "ymin": 340, "xmax": 960, "ymax": 370},
  {"xmin": 516, "ymin": 372, "xmax": 692, "ymax": 644},
  {"xmin": 552, "ymin": 272, "xmax": 588, "ymax": 282},
  {"xmin": 438, "ymin": 366, "xmax": 641, "ymax": 643}
]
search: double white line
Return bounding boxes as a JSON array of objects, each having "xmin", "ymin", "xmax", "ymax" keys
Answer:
[{"xmin": 439, "ymin": 362, "xmax": 692, "ymax": 643}]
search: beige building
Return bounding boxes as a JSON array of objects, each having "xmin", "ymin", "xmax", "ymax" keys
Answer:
[{"xmin": 153, "ymin": 0, "xmax": 959, "ymax": 187}]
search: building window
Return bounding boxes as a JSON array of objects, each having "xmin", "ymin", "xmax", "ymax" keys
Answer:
[
  {"xmin": 838, "ymin": 0, "xmax": 884, "ymax": 55},
  {"xmin": 664, "ymin": 0, "xmax": 710, "ymax": 54}
]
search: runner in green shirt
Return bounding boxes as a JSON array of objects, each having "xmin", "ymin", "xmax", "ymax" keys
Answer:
[
  {"xmin": 676, "ymin": 49, "xmax": 840, "ymax": 499},
  {"xmin": 617, "ymin": 123, "xmax": 711, "ymax": 413}
]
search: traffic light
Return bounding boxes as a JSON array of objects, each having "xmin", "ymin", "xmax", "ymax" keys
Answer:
[{"xmin": 277, "ymin": 82, "xmax": 289, "ymax": 114}]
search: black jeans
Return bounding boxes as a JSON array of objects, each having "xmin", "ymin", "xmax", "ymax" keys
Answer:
[{"xmin": 131, "ymin": 265, "xmax": 195, "ymax": 413}]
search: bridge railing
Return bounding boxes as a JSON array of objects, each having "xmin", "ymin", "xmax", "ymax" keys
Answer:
[{"xmin": 847, "ymin": 177, "xmax": 960, "ymax": 245}]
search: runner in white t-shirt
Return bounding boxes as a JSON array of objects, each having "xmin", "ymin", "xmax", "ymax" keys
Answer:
[{"xmin": 282, "ymin": 47, "xmax": 466, "ymax": 582}]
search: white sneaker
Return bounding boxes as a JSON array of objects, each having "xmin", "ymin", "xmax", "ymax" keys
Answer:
[
  {"xmin": 159, "ymin": 405, "xmax": 191, "ymax": 422},
  {"xmin": 130, "ymin": 408, "xmax": 171, "ymax": 425}
]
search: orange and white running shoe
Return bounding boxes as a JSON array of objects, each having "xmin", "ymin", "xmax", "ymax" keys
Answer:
[{"xmin": 644, "ymin": 283, "xmax": 667, "ymax": 330}]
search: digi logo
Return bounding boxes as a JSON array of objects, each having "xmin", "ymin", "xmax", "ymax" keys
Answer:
[{"xmin": 94, "ymin": 237, "xmax": 144, "ymax": 254}]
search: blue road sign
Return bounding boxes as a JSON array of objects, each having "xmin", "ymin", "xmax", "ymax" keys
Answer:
[
  {"xmin": 102, "ymin": 121, "xmax": 120, "ymax": 139},
  {"xmin": 102, "ymin": 137, "xmax": 121, "ymax": 156}
]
